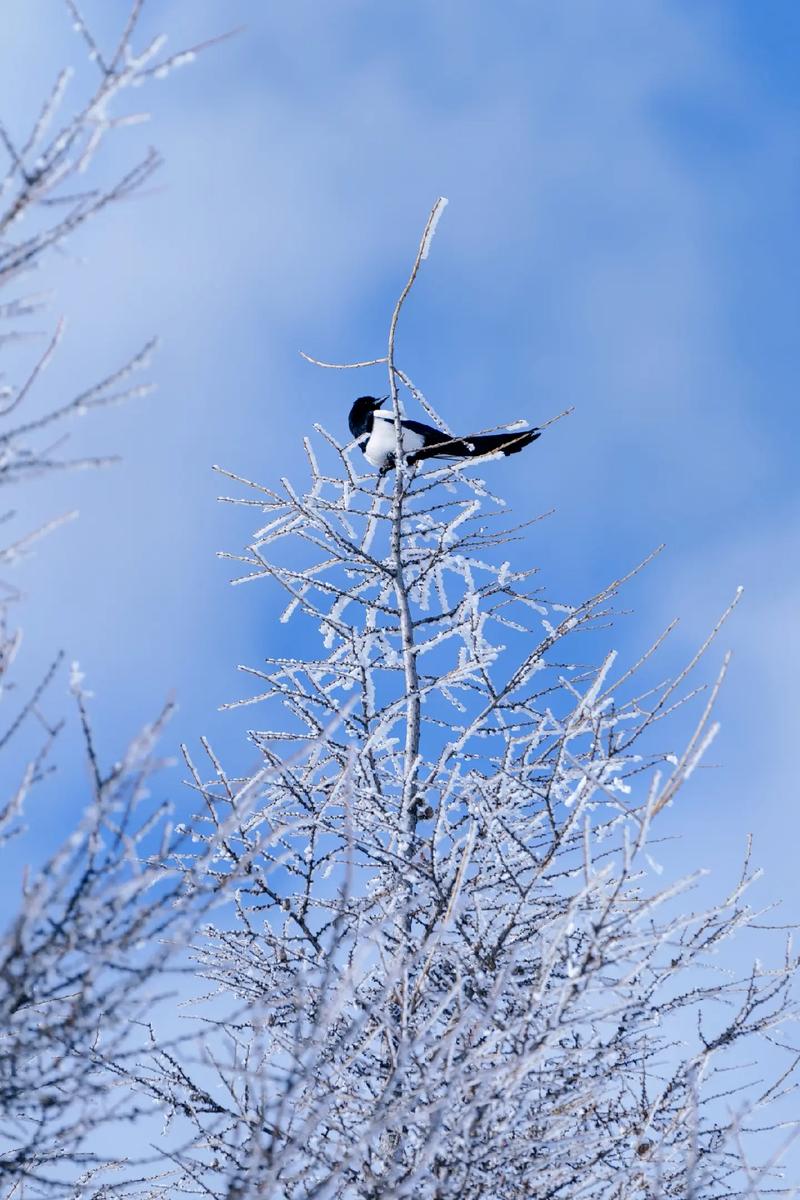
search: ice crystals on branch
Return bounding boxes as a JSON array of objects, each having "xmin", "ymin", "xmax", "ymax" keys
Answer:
[
  {"xmin": 0, "ymin": 7, "xmax": 245, "ymax": 1195},
  {"xmin": 164, "ymin": 201, "xmax": 800, "ymax": 1198},
  {"xmin": 420, "ymin": 195, "xmax": 449, "ymax": 260}
]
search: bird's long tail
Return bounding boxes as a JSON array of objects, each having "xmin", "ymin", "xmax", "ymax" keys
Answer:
[{"xmin": 409, "ymin": 428, "xmax": 540, "ymax": 463}]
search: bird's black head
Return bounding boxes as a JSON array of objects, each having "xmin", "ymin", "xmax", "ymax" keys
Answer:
[{"xmin": 348, "ymin": 395, "xmax": 387, "ymax": 437}]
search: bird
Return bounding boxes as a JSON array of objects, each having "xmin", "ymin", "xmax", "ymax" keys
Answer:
[{"xmin": 348, "ymin": 396, "xmax": 540, "ymax": 471}]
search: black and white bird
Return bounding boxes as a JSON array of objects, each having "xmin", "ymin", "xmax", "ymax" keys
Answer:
[{"xmin": 348, "ymin": 395, "xmax": 540, "ymax": 471}]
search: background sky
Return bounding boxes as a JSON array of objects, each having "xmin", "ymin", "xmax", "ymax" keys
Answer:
[{"xmin": 1, "ymin": 0, "xmax": 799, "ymax": 979}]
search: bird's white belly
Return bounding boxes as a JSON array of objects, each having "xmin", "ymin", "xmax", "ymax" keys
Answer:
[{"xmin": 364, "ymin": 412, "xmax": 425, "ymax": 467}]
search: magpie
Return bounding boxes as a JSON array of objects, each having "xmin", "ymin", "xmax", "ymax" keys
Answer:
[{"xmin": 348, "ymin": 395, "xmax": 540, "ymax": 470}]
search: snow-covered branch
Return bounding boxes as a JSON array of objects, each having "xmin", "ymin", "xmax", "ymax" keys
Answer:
[{"xmin": 158, "ymin": 205, "xmax": 800, "ymax": 1198}]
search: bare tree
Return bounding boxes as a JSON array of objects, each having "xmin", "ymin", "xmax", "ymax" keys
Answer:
[
  {"xmin": 142, "ymin": 203, "xmax": 799, "ymax": 1198},
  {"xmin": 2, "ymin": 14, "xmax": 797, "ymax": 1196},
  {"xmin": 0, "ymin": 6, "xmax": 226, "ymax": 1194}
]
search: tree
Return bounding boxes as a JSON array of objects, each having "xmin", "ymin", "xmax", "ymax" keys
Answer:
[
  {"xmin": 148, "ymin": 202, "xmax": 800, "ymax": 1198},
  {"xmin": 1, "ymin": 12, "xmax": 797, "ymax": 1196},
  {"xmin": 0, "ymin": 6, "xmax": 227, "ymax": 1194}
]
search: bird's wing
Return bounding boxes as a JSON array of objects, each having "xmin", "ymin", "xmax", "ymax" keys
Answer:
[
  {"xmin": 370, "ymin": 412, "xmax": 464, "ymax": 462},
  {"xmin": 400, "ymin": 417, "xmax": 449, "ymax": 446}
]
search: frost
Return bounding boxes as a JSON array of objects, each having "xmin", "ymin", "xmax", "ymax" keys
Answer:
[
  {"xmin": 420, "ymin": 196, "xmax": 449, "ymax": 260},
  {"xmin": 2, "ymin": 144, "xmax": 785, "ymax": 1195},
  {"xmin": 69, "ymin": 660, "xmax": 84, "ymax": 687},
  {"xmin": 645, "ymin": 852, "xmax": 664, "ymax": 876}
]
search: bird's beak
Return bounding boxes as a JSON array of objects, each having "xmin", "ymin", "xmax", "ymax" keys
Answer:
[{"xmin": 375, "ymin": 395, "xmax": 389, "ymax": 408}]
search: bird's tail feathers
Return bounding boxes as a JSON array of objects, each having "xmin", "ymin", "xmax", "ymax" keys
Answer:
[{"xmin": 409, "ymin": 428, "xmax": 540, "ymax": 463}]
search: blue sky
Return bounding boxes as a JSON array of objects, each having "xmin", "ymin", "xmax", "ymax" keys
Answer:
[{"xmin": 2, "ymin": 0, "xmax": 798, "ymax": 930}]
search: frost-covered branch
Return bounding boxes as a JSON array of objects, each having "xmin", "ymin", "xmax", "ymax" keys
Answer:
[
  {"xmin": 0, "ymin": 5, "xmax": 223, "ymax": 1194},
  {"xmin": 154, "ymin": 204, "xmax": 800, "ymax": 1198}
]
